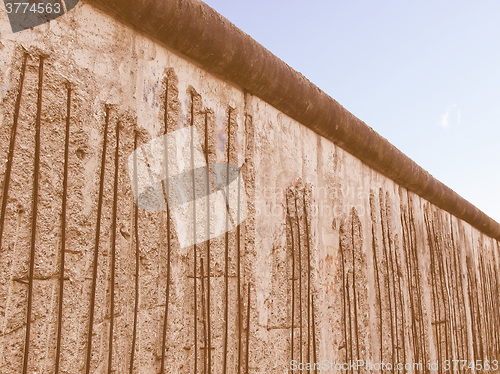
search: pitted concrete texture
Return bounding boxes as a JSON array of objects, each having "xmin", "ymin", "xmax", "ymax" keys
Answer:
[{"xmin": 0, "ymin": 2, "xmax": 499, "ymax": 374}]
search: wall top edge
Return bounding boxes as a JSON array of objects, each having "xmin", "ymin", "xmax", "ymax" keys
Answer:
[{"xmin": 86, "ymin": 0, "xmax": 500, "ymax": 241}]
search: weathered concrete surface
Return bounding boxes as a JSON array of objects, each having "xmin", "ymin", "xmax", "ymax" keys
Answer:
[{"xmin": 0, "ymin": 2, "xmax": 499, "ymax": 374}]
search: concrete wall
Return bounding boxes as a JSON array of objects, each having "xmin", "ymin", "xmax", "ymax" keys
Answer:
[{"xmin": 0, "ymin": 2, "xmax": 499, "ymax": 374}]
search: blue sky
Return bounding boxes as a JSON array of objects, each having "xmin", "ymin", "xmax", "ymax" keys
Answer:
[{"xmin": 203, "ymin": 0, "xmax": 500, "ymax": 223}]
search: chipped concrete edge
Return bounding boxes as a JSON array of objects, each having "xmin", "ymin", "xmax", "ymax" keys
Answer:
[{"xmin": 86, "ymin": 0, "xmax": 500, "ymax": 241}]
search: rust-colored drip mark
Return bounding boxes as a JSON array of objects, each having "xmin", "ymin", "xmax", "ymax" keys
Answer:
[
  {"xmin": 222, "ymin": 108, "xmax": 231, "ymax": 374},
  {"xmin": 129, "ymin": 129, "xmax": 140, "ymax": 374},
  {"xmin": 311, "ymin": 294, "xmax": 318, "ymax": 374},
  {"xmin": 340, "ymin": 231, "xmax": 348, "ymax": 367},
  {"xmin": 424, "ymin": 210, "xmax": 442, "ymax": 374},
  {"xmin": 400, "ymin": 210, "xmax": 418, "ymax": 370},
  {"xmin": 23, "ymin": 55, "xmax": 44, "ymax": 374},
  {"xmin": 85, "ymin": 105, "xmax": 111, "ymax": 374},
  {"xmin": 446, "ymin": 259, "xmax": 460, "ymax": 367},
  {"xmin": 372, "ymin": 213, "xmax": 383, "ymax": 363},
  {"xmin": 190, "ymin": 93, "xmax": 199, "ymax": 374},
  {"xmin": 55, "ymin": 83, "xmax": 71, "ymax": 374},
  {"xmin": 245, "ymin": 283, "xmax": 251, "ymax": 374},
  {"xmin": 466, "ymin": 259, "xmax": 478, "ymax": 361},
  {"xmin": 379, "ymin": 192, "xmax": 394, "ymax": 373},
  {"xmin": 350, "ymin": 211, "xmax": 360, "ymax": 369},
  {"xmin": 286, "ymin": 191, "xmax": 296, "ymax": 371},
  {"xmin": 431, "ymin": 218, "xmax": 450, "ymax": 363},
  {"xmin": 384, "ymin": 196, "xmax": 399, "ymax": 370},
  {"xmin": 472, "ymin": 261, "xmax": 484, "ymax": 361},
  {"xmin": 237, "ymin": 161, "xmax": 242, "ymax": 374},
  {"xmin": 107, "ymin": 121, "xmax": 120, "ymax": 374},
  {"xmin": 160, "ymin": 80, "xmax": 172, "ymax": 374},
  {"xmin": 0, "ymin": 52, "xmax": 28, "ymax": 250},
  {"xmin": 479, "ymin": 257, "xmax": 492, "ymax": 358},
  {"xmin": 201, "ymin": 258, "xmax": 208, "ymax": 374},
  {"xmin": 293, "ymin": 191, "xmax": 303, "ymax": 364},
  {"xmin": 449, "ymin": 220, "xmax": 465, "ymax": 367},
  {"xmin": 408, "ymin": 202, "xmax": 427, "ymax": 373},
  {"xmin": 394, "ymin": 237, "xmax": 406, "ymax": 372},
  {"xmin": 491, "ymin": 266, "xmax": 500, "ymax": 356},
  {"xmin": 203, "ymin": 112, "xmax": 212, "ymax": 374},
  {"xmin": 346, "ymin": 275, "xmax": 353, "ymax": 374},
  {"xmin": 490, "ymin": 265, "xmax": 500, "ymax": 356},
  {"xmin": 303, "ymin": 191, "xmax": 311, "ymax": 373}
]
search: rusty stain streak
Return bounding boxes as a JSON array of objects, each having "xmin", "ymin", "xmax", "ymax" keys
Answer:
[
  {"xmin": 379, "ymin": 192, "xmax": 394, "ymax": 373},
  {"xmin": 479, "ymin": 256, "xmax": 491, "ymax": 358},
  {"xmin": 340, "ymin": 228, "xmax": 348, "ymax": 368},
  {"xmin": 446, "ymin": 259, "xmax": 459, "ymax": 367},
  {"xmin": 55, "ymin": 83, "xmax": 71, "ymax": 374},
  {"xmin": 372, "ymin": 200, "xmax": 383, "ymax": 363},
  {"xmin": 407, "ymin": 200, "xmax": 428, "ymax": 372},
  {"xmin": 293, "ymin": 190, "xmax": 303, "ymax": 364},
  {"xmin": 394, "ymin": 234, "xmax": 406, "ymax": 373},
  {"xmin": 107, "ymin": 120, "xmax": 120, "ymax": 374},
  {"xmin": 129, "ymin": 129, "xmax": 140, "ymax": 374},
  {"xmin": 204, "ymin": 112, "xmax": 212, "ymax": 374},
  {"xmin": 466, "ymin": 259, "xmax": 478, "ymax": 361},
  {"xmin": 473, "ymin": 260, "xmax": 484, "ymax": 360},
  {"xmin": 400, "ymin": 208, "xmax": 419, "ymax": 370},
  {"xmin": 222, "ymin": 108, "xmax": 231, "ymax": 374},
  {"xmin": 432, "ymin": 216, "xmax": 450, "ymax": 364},
  {"xmin": 160, "ymin": 81, "xmax": 172, "ymax": 374},
  {"xmin": 425, "ymin": 209, "xmax": 442, "ymax": 374},
  {"xmin": 490, "ymin": 266, "xmax": 500, "ymax": 355},
  {"xmin": 311, "ymin": 294, "xmax": 318, "ymax": 374},
  {"xmin": 201, "ymin": 258, "xmax": 208, "ymax": 374},
  {"xmin": 237, "ymin": 158, "xmax": 242, "ymax": 374},
  {"xmin": 303, "ymin": 191, "xmax": 311, "ymax": 374},
  {"xmin": 23, "ymin": 55, "xmax": 44, "ymax": 374},
  {"xmin": 190, "ymin": 93, "xmax": 199, "ymax": 374},
  {"xmin": 449, "ymin": 219, "xmax": 464, "ymax": 368},
  {"xmin": 286, "ymin": 191, "xmax": 295, "ymax": 371},
  {"xmin": 350, "ymin": 210, "xmax": 360, "ymax": 369},
  {"xmin": 346, "ymin": 274, "xmax": 353, "ymax": 374},
  {"xmin": 384, "ymin": 196, "xmax": 399, "ymax": 370},
  {"xmin": 245, "ymin": 283, "xmax": 251, "ymax": 374},
  {"xmin": 0, "ymin": 52, "xmax": 28, "ymax": 251},
  {"xmin": 85, "ymin": 105, "xmax": 111, "ymax": 374}
]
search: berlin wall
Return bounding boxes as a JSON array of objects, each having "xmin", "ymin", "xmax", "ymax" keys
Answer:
[{"xmin": 0, "ymin": 0, "xmax": 499, "ymax": 373}]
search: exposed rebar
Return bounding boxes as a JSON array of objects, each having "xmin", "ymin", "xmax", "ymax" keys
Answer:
[{"xmin": 23, "ymin": 55, "xmax": 45, "ymax": 374}]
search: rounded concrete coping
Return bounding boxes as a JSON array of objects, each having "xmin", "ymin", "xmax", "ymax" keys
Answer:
[{"xmin": 87, "ymin": 0, "xmax": 500, "ymax": 241}]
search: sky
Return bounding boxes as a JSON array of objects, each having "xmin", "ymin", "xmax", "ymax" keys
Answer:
[{"xmin": 203, "ymin": 0, "xmax": 500, "ymax": 223}]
